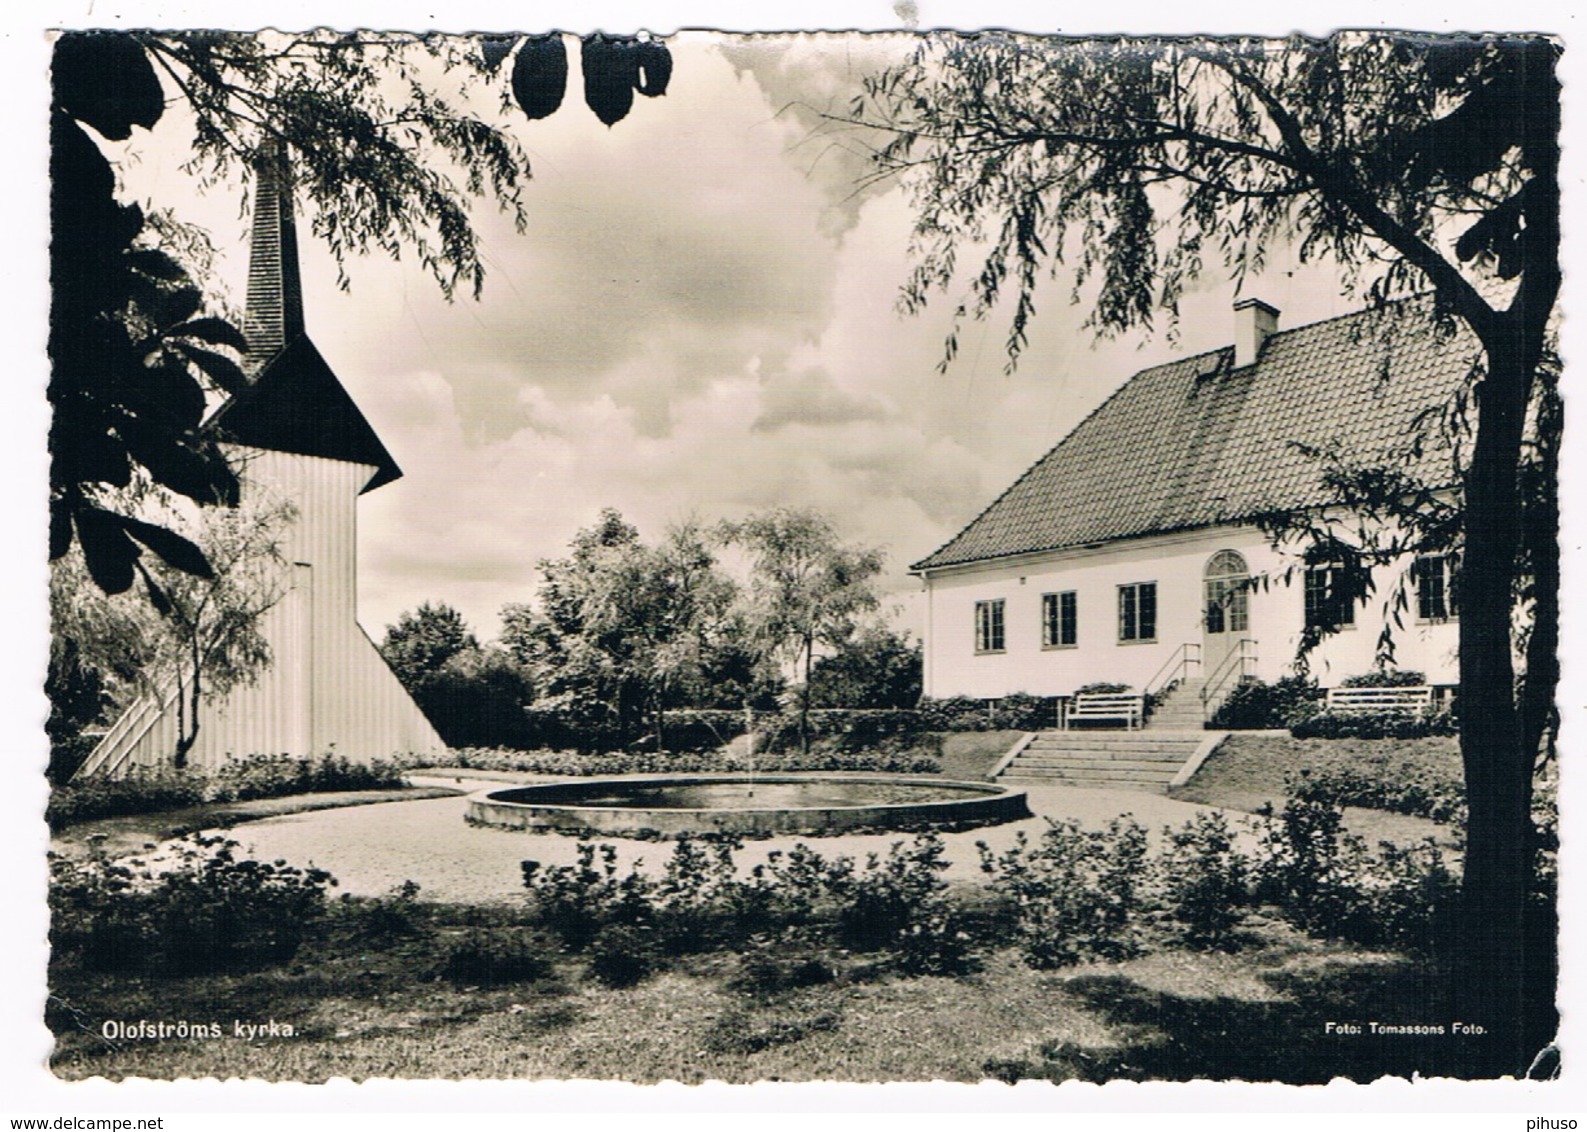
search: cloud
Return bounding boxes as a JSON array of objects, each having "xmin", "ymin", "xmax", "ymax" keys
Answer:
[
  {"xmin": 109, "ymin": 31, "xmax": 1371, "ymax": 645},
  {"xmin": 751, "ymin": 365, "xmax": 888, "ymax": 431}
]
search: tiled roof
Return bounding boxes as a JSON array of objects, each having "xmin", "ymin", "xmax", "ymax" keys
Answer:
[{"xmin": 912, "ymin": 296, "xmax": 1478, "ymax": 572}]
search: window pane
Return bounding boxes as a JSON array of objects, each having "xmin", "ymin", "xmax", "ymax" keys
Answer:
[
  {"xmin": 1119, "ymin": 586, "xmax": 1136, "ymax": 640},
  {"xmin": 1060, "ymin": 591, "xmax": 1077, "ymax": 646},
  {"xmin": 1205, "ymin": 578, "xmax": 1226, "ymax": 634},
  {"xmin": 1140, "ymin": 583, "xmax": 1156, "ymax": 640}
]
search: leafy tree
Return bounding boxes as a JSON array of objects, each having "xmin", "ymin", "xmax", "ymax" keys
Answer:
[
  {"xmin": 808, "ymin": 624, "xmax": 922, "ymax": 709},
  {"xmin": 50, "ymin": 29, "xmax": 672, "ymax": 595},
  {"xmin": 51, "ymin": 490, "xmax": 296, "ymax": 770},
  {"xmin": 380, "ymin": 603, "xmax": 535, "ymax": 750},
  {"xmin": 381, "ymin": 602, "xmax": 480, "ymax": 689},
  {"xmin": 506, "ymin": 510, "xmax": 737, "ymax": 749},
  {"xmin": 720, "ymin": 508, "xmax": 884, "ymax": 753},
  {"xmin": 851, "ymin": 32, "xmax": 1559, "ymax": 1071}
]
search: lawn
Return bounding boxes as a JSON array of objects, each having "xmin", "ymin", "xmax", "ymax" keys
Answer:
[{"xmin": 1172, "ymin": 733, "xmax": 1464, "ymax": 847}]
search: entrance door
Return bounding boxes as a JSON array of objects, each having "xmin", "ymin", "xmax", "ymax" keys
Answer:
[{"xmin": 1202, "ymin": 550, "xmax": 1250, "ymax": 676}]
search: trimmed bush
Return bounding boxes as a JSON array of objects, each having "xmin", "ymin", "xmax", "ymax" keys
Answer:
[
  {"xmin": 1160, "ymin": 812, "xmax": 1251, "ymax": 949},
  {"xmin": 1290, "ymin": 709, "xmax": 1457, "ymax": 740},
  {"xmin": 978, "ymin": 816, "xmax": 1154, "ymax": 967},
  {"xmin": 208, "ymin": 754, "xmax": 406, "ymax": 803},
  {"xmin": 1074, "ymin": 682, "xmax": 1132, "ymax": 696},
  {"xmin": 1210, "ymin": 676, "xmax": 1322, "ymax": 730},
  {"xmin": 585, "ymin": 923, "xmax": 658, "ymax": 987},
  {"xmin": 1300, "ymin": 764, "xmax": 1465, "ymax": 824},
  {"xmin": 756, "ymin": 709, "xmax": 926, "ymax": 753},
  {"xmin": 438, "ymin": 927, "xmax": 557, "ymax": 986},
  {"xmin": 49, "ymin": 834, "xmax": 336, "ymax": 975},
  {"xmin": 918, "ymin": 694, "xmax": 1058, "ymax": 732},
  {"xmin": 46, "ymin": 768, "xmax": 208, "ymax": 832},
  {"xmin": 837, "ymin": 833, "xmax": 974, "ymax": 975},
  {"xmin": 435, "ymin": 743, "xmax": 940, "ymax": 777},
  {"xmin": 48, "ymin": 755, "xmax": 408, "ymax": 831},
  {"xmin": 1340, "ymin": 668, "xmax": 1426, "ymax": 688}
]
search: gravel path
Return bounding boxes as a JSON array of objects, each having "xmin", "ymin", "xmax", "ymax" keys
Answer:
[{"xmin": 211, "ymin": 774, "xmax": 1234, "ymax": 904}]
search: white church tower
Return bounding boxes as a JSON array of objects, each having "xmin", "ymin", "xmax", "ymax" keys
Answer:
[{"xmin": 76, "ymin": 145, "xmax": 449, "ymax": 777}]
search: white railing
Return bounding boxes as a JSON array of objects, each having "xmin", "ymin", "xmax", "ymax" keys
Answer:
[
  {"xmin": 72, "ymin": 682, "xmax": 179, "ymax": 780},
  {"xmin": 1200, "ymin": 639, "xmax": 1257, "ymax": 719}
]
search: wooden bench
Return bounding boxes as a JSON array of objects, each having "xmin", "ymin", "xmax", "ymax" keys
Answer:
[
  {"xmin": 1064, "ymin": 692, "xmax": 1145, "ymax": 730},
  {"xmin": 1324, "ymin": 685, "xmax": 1434, "ymax": 717}
]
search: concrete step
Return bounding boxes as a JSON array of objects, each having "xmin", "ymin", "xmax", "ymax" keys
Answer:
[
  {"xmin": 1019, "ymin": 756, "xmax": 1190, "ymax": 771},
  {"xmin": 1003, "ymin": 768, "xmax": 1177, "ymax": 786},
  {"xmin": 1015, "ymin": 746, "xmax": 1193, "ymax": 765},
  {"xmin": 1012, "ymin": 757, "xmax": 1192, "ymax": 773},
  {"xmin": 1027, "ymin": 738, "xmax": 1202, "ymax": 754},
  {"xmin": 1002, "ymin": 777, "xmax": 1171, "ymax": 792}
]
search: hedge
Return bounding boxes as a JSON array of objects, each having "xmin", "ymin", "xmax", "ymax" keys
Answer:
[{"xmin": 47, "ymin": 755, "xmax": 408, "ymax": 832}]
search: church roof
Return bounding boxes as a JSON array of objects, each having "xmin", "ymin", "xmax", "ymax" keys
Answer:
[
  {"xmin": 208, "ymin": 334, "xmax": 402, "ymax": 493},
  {"xmin": 209, "ymin": 139, "xmax": 401, "ymax": 494},
  {"xmin": 912, "ymin": 296, "xmax": 1478, "ymax": 572}
]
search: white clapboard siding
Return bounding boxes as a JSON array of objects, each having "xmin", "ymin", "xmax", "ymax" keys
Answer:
[{"xmin": 78, "ymin": 448, "xmax": 447, "ymax": 778}]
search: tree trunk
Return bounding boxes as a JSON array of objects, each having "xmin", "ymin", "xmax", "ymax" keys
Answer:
[
  {"xmin": 800, "ymin": 635, "xmax": 814, "ymax": 756},
  {"xmin": 174, "ymin": 640, "xmax": 203, "ymax": 770},
  {"xmin": 1452, "ymin": 334, "xmax": 1546, "ymax": 1076}
]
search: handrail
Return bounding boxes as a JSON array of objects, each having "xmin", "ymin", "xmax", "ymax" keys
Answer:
[
  {"xmin": 74, "ymin": 678, "xmax": 181, "ymax": 781},
  {"xmin": 1144, "ymin": 642, "xmax": 1202, "ymax": 700},
  {"xmin": 1200, "ymin": 638, "xmax": 1257, "ymax": 715}
]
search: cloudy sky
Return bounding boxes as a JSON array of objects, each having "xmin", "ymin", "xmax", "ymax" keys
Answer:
[{"xmin": 114, "ymin": 31, "xmax": 1365, "ymax": 643}]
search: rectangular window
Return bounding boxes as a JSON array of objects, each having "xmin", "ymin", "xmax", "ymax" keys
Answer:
[
  {"xmin": 975, "ymin": 598, "xmax": 1006, "ymax": 653},
  {"xmin": 1042, "ymin": 591, "xmax": 1078, "ymax": 648},
  {"xmin": 1414, "ymin": 554, "xmax": 1458, "ymax": 622},
  {"xmin": 1304, "ymin": 565, "xmax": 1357, "ymax": 630},
  {"xmin": 1118, "ymin": 582, "xmax": 1157, "ymax": 642}
]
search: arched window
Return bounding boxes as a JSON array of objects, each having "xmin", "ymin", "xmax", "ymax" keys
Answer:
[{"xmin": 1204, "ymin": 550, "xmax": 1250, "ymax": 635}]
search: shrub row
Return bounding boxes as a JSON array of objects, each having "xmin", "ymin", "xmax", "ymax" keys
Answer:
[
  {"xmin": 1289, "ymin": 765, "xmax": 1466, "ymax": 825},
  {"xmin": 431, "ymin": 740, "xmax": 942, "ymax": 777},
  {"xmin": 521, "ymin": 833, "xmax": 973, "ymax": 980},
  {"xmin": 47, "ymin": 755, "xmax": 408, "ymax": 832},
  {"xmin": 1209, "ymin": 676, "xmax": 1323, "ymax": 730},
  {"xmin": 1289, "ymin": 709, "xmax": 1458, "ymax": 740},
  {"xmin": 523, "ymin": 777, "xmax": 1500, "ymax": 984},
  {"xmin": 916, "ymin": 693, "xmax": 1057, "ymax": 732},
  {"xmin": 49, "ymin": 834, "xmax": 336, "ymax": 974}
]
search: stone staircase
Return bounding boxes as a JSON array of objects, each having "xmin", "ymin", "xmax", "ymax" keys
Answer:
[
  {"xmin": 995, "ymin": 731, "xmax": 1209, "ymax": 792},
  {"xmin": 1146, "ymin": 677, "xmax": 1208, "ymax": 729}
]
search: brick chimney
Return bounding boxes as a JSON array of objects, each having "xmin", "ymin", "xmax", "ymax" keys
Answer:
[
  {"xmin": 1233, "ymin": 298, "xmax": 1279, "ymax": 368},
  {"xmin": 242, "ymin": 139, "xmax": 305, "ymax": 373}
]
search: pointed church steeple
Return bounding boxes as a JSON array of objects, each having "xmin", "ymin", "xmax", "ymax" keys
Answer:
[
  {"xmin": 239, "ymin": 134, "xmax": 304, "ymax": 368},
  {"xmin": 242, "ymin": 138, "xmax": 305, "ymax": 369},
  {"xmin": 211, "ymin": 139, "xmax": 403, "ymax": 493}
]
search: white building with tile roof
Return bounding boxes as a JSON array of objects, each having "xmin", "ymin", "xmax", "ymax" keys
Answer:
[{"xmin": 911, "ymin": 298, "xmax": 1471, "ymax": 717}]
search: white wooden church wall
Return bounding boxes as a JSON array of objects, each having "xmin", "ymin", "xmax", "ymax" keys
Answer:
[{"xmin": 84, "ymin": 449, "xmax": 447, "ymax": 777}]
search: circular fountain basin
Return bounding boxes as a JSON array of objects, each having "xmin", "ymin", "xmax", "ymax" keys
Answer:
[{"xmin": 466, "ymin": 773, "xmax": 1031, "ymax": 837}]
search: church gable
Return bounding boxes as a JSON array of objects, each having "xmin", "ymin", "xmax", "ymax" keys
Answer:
[{"xmin": 208, "ymin": 335, "xmax": 401, "ymax": 492}]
